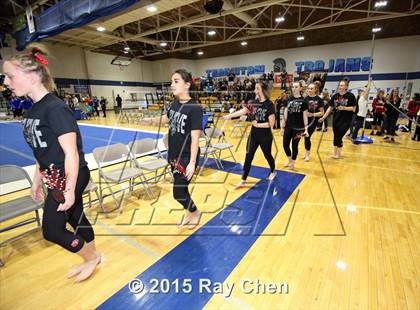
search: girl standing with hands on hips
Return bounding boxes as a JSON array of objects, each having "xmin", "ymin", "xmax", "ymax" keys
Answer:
[
  {"xmin": 141, "ymin": 69, "xmax": 202, "ymax": 229},
  {"xmin": 221, "ymin": 80, "xmax": 276, "ymax": 188},
  {"xmin": 2, "ymin": 44, "xmax": 101, "ymax": 283},
  {"xmin": 318, "ymin": 78, "xmax": 356, "ymax": 159},
  {"xmin": 281, "ymin": 81, "xmax": 309, "ymax": 169}
]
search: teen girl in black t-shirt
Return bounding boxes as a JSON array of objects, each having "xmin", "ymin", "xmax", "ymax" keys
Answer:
[
  {"xmin": 281, "ymin": 81, "xmax": 309, "ymax": 169},
  {"xmin": 303, "ymin": 83, "xmax": 324, "ymax": 161},
  {"xmin": 319, "ymin": 78, "xmax": 356, "ymax": 159},
  {"xmin": 141, "ymin": 69, "xmax": 202, "ymax": 229},
  {"xmin": 222, "ymin": 80, "xmax": 276, "ymax": 188},
  {"xmin": 2, "ymin": 44, "xmax": 100, "ymax": 283}
]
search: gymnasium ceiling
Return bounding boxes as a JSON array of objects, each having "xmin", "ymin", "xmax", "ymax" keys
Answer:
[{"xmin": 1, "ymin": 0, "xmax": 420, "ymax": 60}]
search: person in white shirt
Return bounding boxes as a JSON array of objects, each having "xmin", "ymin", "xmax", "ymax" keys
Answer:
[{"xmin": 351, "ymin": 80, "xmax": 372, "ymax": 142}]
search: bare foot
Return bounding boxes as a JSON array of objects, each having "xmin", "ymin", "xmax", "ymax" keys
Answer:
[
  {"xmin": 332, "ymin": 155, "xmax": 339, "ymax": 159},
  {"xmin": 74, "ymin": 254, "xmax": 102, "ymax": 283},
  {"xmin": 177, "ymin": 214, "xmax": 191, "ymax": 228},
  {"xmin": 304, "ymin": 155, "xmax": 310, "ymax": 162},
  {"xmin": 234, "ymin": 181, "xmax": 246, "ymax": 189},
  {"xmin": 268, "ymin": 171, "xmax": 277, "ymax": 181},
  {"xmin": 187, "ymin": 211, "xmax": 201, "ymax": 230},
  {"xmin": 67, "ymin": 263, "xmax": 85, "ymax": 279},
  {"xmin": 284, "ymin": 161, "xmax": 291, "ymax": 167}
]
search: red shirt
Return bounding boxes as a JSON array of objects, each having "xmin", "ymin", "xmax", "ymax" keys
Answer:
[
  {"xmin": 372, "ymin": 96, "xmax": 385, "ymax": 114},
  {"xmin": 407, "ymin": 99, "xmax": 420, "ymax": 117}
]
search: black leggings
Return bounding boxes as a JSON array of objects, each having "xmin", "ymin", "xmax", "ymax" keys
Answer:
[
  {"xmin": 304, "ymin": 119, "xmax": 318, "ymax": 151},
  {"xmin": 283, "ymin": 127, "xmax": 302, "ymax": 160},
  {"xmin": 242, "ymin": 128, "xmax": 275, "ymax": 180},
  {"xmin": 413, "ymin": 115, "xmax": 420, "ymax": 141},
  {"xmin": 386, "ymin": 115, "xmax": 398, "ymax": 136},
  {"xmin": 333, "ymin": 120, "xmax": 352, "ymax": 148},
  {"xmin": 373, "ymin": 112, "xmax": 383, "ymax": 127},
  {"xmin": 171, "ymin": 157, "xmax": 198, "ymax": 213},
  {"xmin": 42, "ymin": 166, "xmax": 94, "ymax": 253}
]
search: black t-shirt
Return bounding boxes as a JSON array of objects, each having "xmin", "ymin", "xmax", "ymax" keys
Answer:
[
  {"xmin": 286, "ymin": 96, "xmax": 308, "ymax": 130},
  {"xmin": 167, "ymin": 99, "xmax": 203, "ymax": 160},
  {"xmin": 22, "ymin": 93, "xmax": 87, "ymax": 170},
  {"xmin": 329, "ymin": 92, "xmax": 356, "ymax": 124},
  {"xmin": 305, "ymin": 95, "xmax": 324, "ymax": 122},
  {"xmin": 385, "ymin": 98, "xmax": 401, "ymax": 117},
  {"xmin": 249, "ymin": 99, "xmax": 275, "ymax": 124}
]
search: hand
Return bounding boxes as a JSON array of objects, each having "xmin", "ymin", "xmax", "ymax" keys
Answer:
[
  {"xmin": 304, "ymin": 130, "xmax": 309, "ymax": 137},
  {"xmin": 31, "ymin": 182, "xmax": 44, "ymax": 202},
  {"xmin": 280, "ymin": 128, "xmax": 285, "ymax": 136},
  {"xmin": 252, "ymin": 120, "xmax": 258, "ymax": 127},
  {"xmin": 185, "ymin": 162, "xmax": 196, "ymax": 181},
  {"xmin": 337, "ymin": 106, "xmax": 344, "ymax": 111},
  {"xmin": 57, "ymin": 190, "xmax": 75, "ymax": 212},
  {"xmin": 308, "ymin": 112, "xmax": 313, "ymax": 117},
  {"xmin": 318, "ymin": 118, "xmax": 324, "ymax": 123},
  {"xmin": 220, "ymin": 115, "xmax": 229, "ymax": 121}
]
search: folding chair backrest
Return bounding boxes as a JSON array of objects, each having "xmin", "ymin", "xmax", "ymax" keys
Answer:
[
  {"xmin": 92, "ymin": 143, "xmax": 130, "ymax": 166},
  {"xmin": 128, "ymin": 138, "xmax": 157, "ymax": 156},
  {"xmin": 205, "ymin": 127, "xmax": 224, "ymax": 140},
  {"xmin": 0, "ymin": 165, "xmax": 32, "ymax": 186},
  {"xmin": 0, "ymin": 165, "xmax": 32, "ymax": 195},
  {"xmin": 162, "ymin": 134, "xmax": 169, "ymax": 150}
]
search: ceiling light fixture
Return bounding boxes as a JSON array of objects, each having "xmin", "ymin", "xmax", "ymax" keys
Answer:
[
  {"xmin": 374, "ymin": 1, "xmax": 387, "ymax": 8},
  {"xmin": 240, "ymin": 41, "xmax": 248, "ymax": 46},
  {"xmin": 147, "ymin": 6, "xmax": 157, "ymax": 12},
  {"xmin": 207, "ymin": 30, "xmax": 216, "ymax": 36},
  {"xmin": 160, "ymin": 42, "xmax": 168, "ymax": 47},
  {"xmin": 96, "ymin": 26, "xmax": 106, "ymax": 32},
  {"xmin": 197, "ymin": 51, "xmax": 204, "ymax": 55},
  {"xmin": 372, "ymin": 27, "xmax": 382, "ymax": 33},
  {"xmin": 275, "ymin": 16, "xmax": 285, "ymax": 23},
  {"xmin": 297, "ymin": 35, "xmax": 304, "ymax": 41}
]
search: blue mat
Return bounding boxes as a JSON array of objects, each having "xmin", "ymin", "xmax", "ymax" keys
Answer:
[
  {"xmin": 0, "ymin": 122, "xmax": 162, "ymax": 167},
  {"xmin": 98, "ymin": 159, "xmax": 304, "ymax": 309}
]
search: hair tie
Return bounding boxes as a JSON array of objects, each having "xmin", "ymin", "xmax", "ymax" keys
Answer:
[{"xmin": 34, "ymin": 53, "xmax": 48, "ymax": 65}]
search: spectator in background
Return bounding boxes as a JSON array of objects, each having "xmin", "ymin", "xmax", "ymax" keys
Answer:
[
  {"xmin": 100, "ymin": 96, "xmax": 107, "ymax": 117},
  {"xmin": 383, "ymin": 88, "xmax": 401, "ymax": 142},
  {"xmin": 407, "ymin": 93, "xmax": 420, "ymax": 132},
  {"xmin": 92, "ymin": 96, "xmax": 100, "ymax": 117},
  {"xmin": 371, "ymin": 89, "xmax": 385, "ymax": 135},
  {"xmin": 116, "ymin": 94, "xmax": 122, "ymax": 112}
]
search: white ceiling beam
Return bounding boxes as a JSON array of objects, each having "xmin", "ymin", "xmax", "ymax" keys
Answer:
[{"xmin": 139, "ymin": 10, "xmax": 420, "ymax": 57}]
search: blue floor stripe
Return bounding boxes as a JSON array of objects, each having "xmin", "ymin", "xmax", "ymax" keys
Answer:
[
  {"xmin": 0, "ymin": 122, "xmax": 162, "ymax": 166},
  {"xmin": 98, "ymin": 159, "xmax": 304, "ymax": 310}
]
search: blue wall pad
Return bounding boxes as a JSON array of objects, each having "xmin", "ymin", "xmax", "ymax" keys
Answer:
[{"xmin": 98, "ymin": 159, "xmax": 304, "ymax": 310}]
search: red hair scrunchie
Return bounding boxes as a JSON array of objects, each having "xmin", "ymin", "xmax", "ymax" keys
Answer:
[{"xmin": 33, "ymin": 53, "xmax": 48, "ymax": 65}]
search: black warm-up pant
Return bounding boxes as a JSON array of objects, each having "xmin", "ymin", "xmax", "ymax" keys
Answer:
[
  {"xmin": 304, "ymin": 118, "xmax": 318, "ymax": 151},
  {"xmin": 333, "ymin": 119, "xmax": 352, "ymax": 148},
  {"xmin": 283, "ymin": 127, "xmax": 302, "ymax": 160},
  {"xmin": 242, "ymin": 128, "xmax": 275, "ymax": 180},
  {"xmin": 170, "ymin": 156, "xmax": 199, "ymax": 213},
  {"xmin": 42, "ymin": 166, "xmax": 94, "ymax": 253}
]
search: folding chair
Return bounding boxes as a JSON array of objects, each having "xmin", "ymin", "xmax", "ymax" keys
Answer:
[
  {"xmin": 82, "ymin": 178, "xmax": 106, "ymax": 213},
  {"xmin": 0, "ymin": 165, "xmax": 44, "ymax": 266},
  {"xmin": 92, "ymin": 143, "xmax": 153, "ymax": 213},
  {"xmin": 198, "ymin": 131, "xmax": 223, "ymax": 175},
  {"xmin": 127, "ymin": 138, "xmax": 171, "ymax": 182},
  {"xmin": 230, "ymin": 115, "xmax": 249, "ymax": 137},
  {"xmin": 205, "ymin": 127, "xmax": 237, "ymax": 163}
]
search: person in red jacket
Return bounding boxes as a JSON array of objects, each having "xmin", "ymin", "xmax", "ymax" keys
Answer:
[
  {"xmin": 407, "ymin": 93, "xmax": 420, "ymax": 131},
  {"xmin": 371, "ymin": 89, "xmax": 385, "ymax": 135}
]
